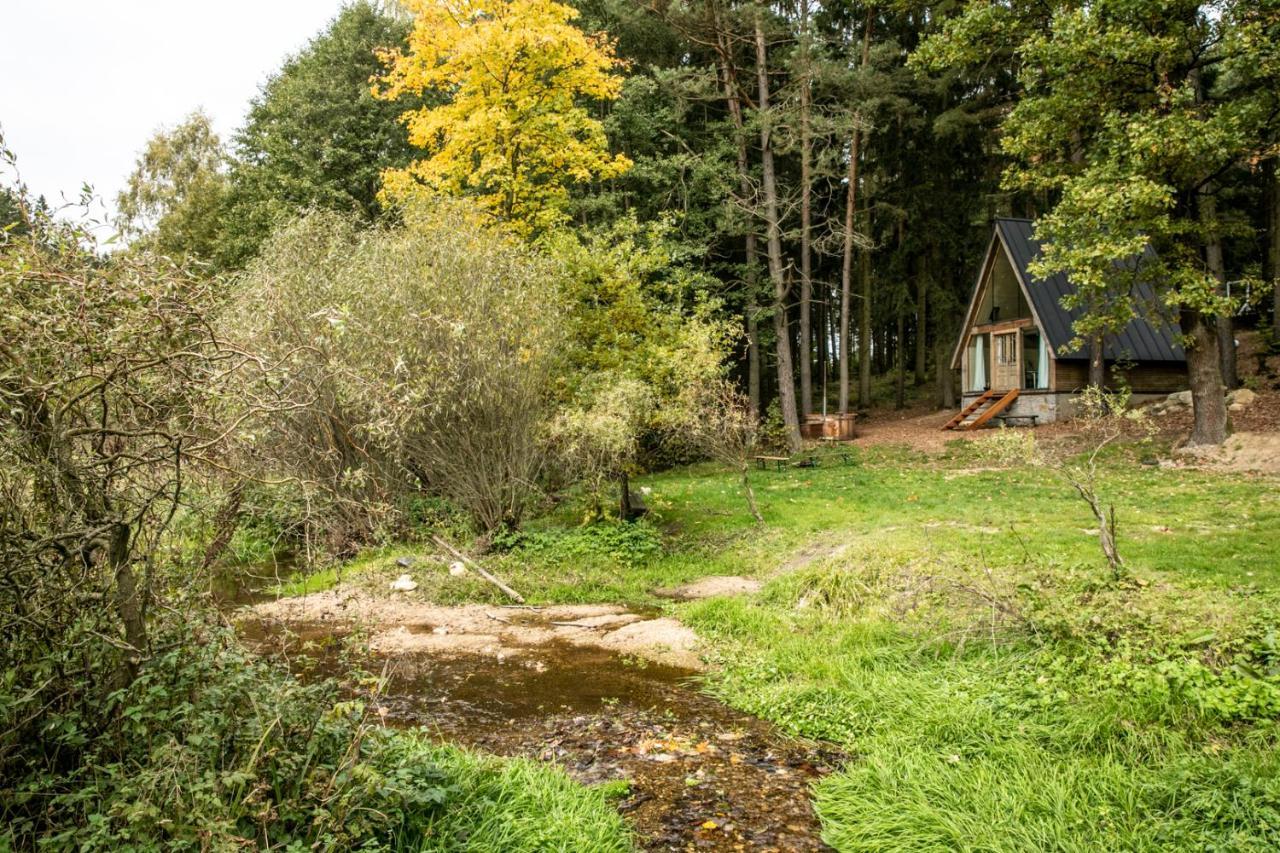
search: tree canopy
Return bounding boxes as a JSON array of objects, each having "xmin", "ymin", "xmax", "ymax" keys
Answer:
[
  {"xmin": 374, "ymin": 0, "xmax": 632, "ymax": 233},
  {"xmin": 217, "ymin": 1, "xmax": 421, "ymax": 267}
]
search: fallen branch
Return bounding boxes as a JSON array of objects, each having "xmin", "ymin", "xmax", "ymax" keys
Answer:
[
  {"xmin": 549, "ymin": 620, "xmax": 603, "ymax": 629},
  {"xmin": 485, "ymin": 613, "xmax": 513, "ymax": 625},
  {"xmin": 431, "ymin": 535, "xmax": 526, "ymax": 604}
]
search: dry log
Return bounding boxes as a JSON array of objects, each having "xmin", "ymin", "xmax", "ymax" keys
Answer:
[{"xmin": 431, "ymin": 535, "xmax": 526, "ymax": 604}]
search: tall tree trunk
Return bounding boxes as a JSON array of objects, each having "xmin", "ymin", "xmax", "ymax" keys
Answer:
[
  {"xmin": 1088, "ymin": 333, "xmax": 1106, "ymax": 388},
  {"xmin": 828, "ymin": 289, "xmax": 838, "ymax": 397},
  {"xmin": 1202, "ymin": 188, "xmax": 1237, "ymax": 389},
  {"xmin": 838, "ymin": 126, "xmax": 859, "ymax": 414},
  {"xmin": 746, "ymin": 242, "xmax": 762, "ymax": 416},
  {"xmin": 817, "ymin": 282, "xmax": 828, "ymax": 412},
  {"xmin": 1180, "ymin": 306, "xmax": 1228, "ymax": 446},
  {"xmin": 712, "ymin": 15, "xmax": 761, "ymax": 416},
  {"xmin": 858, "ymin": 245, "xmax": 872, "ymax": 408},
  {"xmin": 839, "ymin": 8, "xmax": 873, "ymax": 414},
  {"xmin": 895, "ymin": 305, "xmax": 906, "ymax": 409},
  {"xmin": 797, "ymin": 0, "xmax": 813, "ymax": 419},
  {"xmin": 914, "ymin": 256, "xmax": 928, "ymax": 385},
  {"xmin": 1180, "ymin": 65, "xmax": 1228, "ymax": 446},
  {"xmin": 1268, "ymin": 159, "xmax": 1280, "ymax": 338},
  {"xmin": 755, "ymin": 14, "xmax": 802, "ymax": 452}
]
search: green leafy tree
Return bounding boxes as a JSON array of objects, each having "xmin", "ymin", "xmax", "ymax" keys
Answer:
[
  {"xmin": 219, "ymin": 1, "xmax": 421, "ymax": 268},
  {"xmin": 544, "ymin": 214, "xmax": 733, "ymax": 512},
  {"xmin": 116, "ymin": 110, "xmax": 229, "ymax": 261}
]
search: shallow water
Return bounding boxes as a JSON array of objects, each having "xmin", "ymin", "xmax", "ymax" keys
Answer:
[{"xmin": 242, "ymin": 616, "xmax": 841, "ymax": 851}]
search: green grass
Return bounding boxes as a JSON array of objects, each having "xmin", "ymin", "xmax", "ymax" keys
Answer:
[
  {"xmin": 526, "ymin": 442, "xmax": 1279, "ymax": 850},
  {"xmin": 469, "ymin": 443, "xmax": 1278, "ymax": 603},
  {"xmin": 388, "ymin": 737, "xmax": 632, "ymax": 852},
  {"xmin": 681, "ymin": 590, "xmax": 1280, "ymax": 851},
  {"xmin": 283, "ymin": 444, "xmax": 1279, "ymax": 606}
]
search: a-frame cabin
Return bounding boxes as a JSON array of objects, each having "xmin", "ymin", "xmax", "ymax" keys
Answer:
[{"xmin": 946, "ymin": 218, "xmax": 1186, "ymax": 429}]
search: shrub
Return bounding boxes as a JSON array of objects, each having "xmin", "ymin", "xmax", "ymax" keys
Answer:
[
  {"xmin": 512, "ymin": 519, "xmax": 664, "ymax": 569},
  {"xmin": 0, "ymin": 174, "xmax": 255, "ymax": 789},
  {"xmin": 228, "ymin": 201, "xmax": 565, "ymax": 537},
  {"xmin": 0, "ymin": 611, "xmax": 423, "ymax": 848}
]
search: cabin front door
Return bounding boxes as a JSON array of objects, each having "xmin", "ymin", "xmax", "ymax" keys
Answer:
[{"xmin": 992, "ymin": 330, "xmax": 1020, "ymax": 391}]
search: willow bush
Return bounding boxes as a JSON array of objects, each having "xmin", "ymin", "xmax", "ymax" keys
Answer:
[
  {"xmin": 0, "ymin": 191, "xmax": 234, "ymax": 771},
  {"xmin": 229, "ymin": 201, "xmax": 565, "ymax": 538}
]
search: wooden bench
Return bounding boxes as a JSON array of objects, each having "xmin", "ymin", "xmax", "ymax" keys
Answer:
[
  {"xmin": 755, "ymin": 455, "xmax": 790, "ymax": 471},
  {"xmin": 996, "ymin": 413, "xmax": 1038, "ymax": 428}
]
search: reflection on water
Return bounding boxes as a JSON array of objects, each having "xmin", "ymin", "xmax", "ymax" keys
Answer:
[{"xmin": 210, "ymin": 557, "xmax": 297, "ymax": 607}]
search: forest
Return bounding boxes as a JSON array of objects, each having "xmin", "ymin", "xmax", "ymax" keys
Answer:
[{"xmin": 2, "ymin": 0, "xmax": 1279, "ymax": 850}]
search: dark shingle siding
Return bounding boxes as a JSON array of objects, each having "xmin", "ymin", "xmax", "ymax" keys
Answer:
[{"xmin": 994, "ymin": 218, "xmax": 1184, "ymax": 363}]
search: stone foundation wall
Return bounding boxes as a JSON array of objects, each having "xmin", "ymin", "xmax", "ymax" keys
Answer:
[
  {"xmin": 957, "ymin": 391, "xmax": 1170, "ymax": 426},
  {"xmin": 959, "ymin": 391, "xmax": 1062, "ymax": 423}
]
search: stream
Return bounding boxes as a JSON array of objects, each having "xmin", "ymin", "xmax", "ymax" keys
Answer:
[{"xmin": 240, "ymin": 612, "xmax": 842, "ymax": 851}]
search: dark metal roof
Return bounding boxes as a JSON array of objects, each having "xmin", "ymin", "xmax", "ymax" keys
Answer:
[{"xmin": 994, "ymin": 218, "xmax": 1185, "ymax": 363}]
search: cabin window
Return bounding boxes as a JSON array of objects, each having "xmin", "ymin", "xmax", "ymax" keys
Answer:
[
  {"xmin": 995, "ymin": 332, "xmax": 1018, "ymax": 366},
  {"xmin": 976, "ymin": 249, "xmax": 1032, "ymax": 324},
  {"xmin": 1024, "ymin": 330, "xmax": 1049, "ymax": 389},
  {"xmin": 967, "ymin": 333, "xmax": 989, "ymax": 392}
]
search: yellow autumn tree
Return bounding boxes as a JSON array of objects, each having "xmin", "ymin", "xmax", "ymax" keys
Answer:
[{"xmin": 374, "ymin": 0, "xmax": 631, "ymax": 233}]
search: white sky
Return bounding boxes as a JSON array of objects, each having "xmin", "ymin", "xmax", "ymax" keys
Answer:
[{"xmin": 1, "ymin": 1, "xmax": 348, "ymax": 226}]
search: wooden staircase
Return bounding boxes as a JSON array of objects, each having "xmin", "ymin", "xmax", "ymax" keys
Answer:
[{"xmin": 941, "ymin": 388, "xmax": 1020, "ymax": 431}]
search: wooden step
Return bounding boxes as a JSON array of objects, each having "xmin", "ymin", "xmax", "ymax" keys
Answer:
[
  {"xmin": 941, "ymin": 390, "xmax": 995, "ymax": 430},
  {"xmin": 963, "ymin": 388, "xmax": 1020, "ymax": 430}
]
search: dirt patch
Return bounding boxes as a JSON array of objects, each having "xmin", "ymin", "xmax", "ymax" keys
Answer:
[
  {"xmin": 779, "ymin": 539, "xmax": 851, "ymax": 574},
  {"xmin": 251, "ymin": 591, "xmax": 705, "ymax": 670},
  {"xmin": 847, "ymin": 404, "xmax": 1080, "ymax": 453},
  {"xmin": 850, "ymin": 405, "xmax": 971, "ymax": 453},
  {"xmin": 240, "ymin": 621, "xmax": 840, "ymax": 851},
  {"xmin": 655, "ymin": 576, "xmax": 763, "ymax": 601},
  {"xmin": 1173, "ymin": 431, "xmax": 1280, "ymax": 475},
  {"xmin": 850, "ymin": 388, "xmax": 1280, "ymax": 456}
]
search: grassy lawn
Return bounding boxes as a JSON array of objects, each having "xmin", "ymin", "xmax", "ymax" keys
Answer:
[
  {"xmin": 476, "ymin": 441, "xmax": 1278, "ymax": 603},
  {"xmin": 283, "ymin": 438, "xmax": 1280, "ymax": 850},
  {"xmin": 510, "ymin": 441, "xmax": 1280, "ymax": 850}
]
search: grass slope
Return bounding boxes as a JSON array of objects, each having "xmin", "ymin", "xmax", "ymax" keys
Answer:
[{"xmin": 523, "ymin": 442, "xmax": 1278, "ymax": 851}]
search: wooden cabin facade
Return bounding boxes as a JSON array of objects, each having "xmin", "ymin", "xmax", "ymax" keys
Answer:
[{"xmin": 947, "ymin": 219, "xmax": 1186, "ymax": 428}]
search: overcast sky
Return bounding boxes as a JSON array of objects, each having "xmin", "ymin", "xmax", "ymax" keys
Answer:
[{"xmin": 1, "ymin": 1, "xmax": 348, "ymax": 226}]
